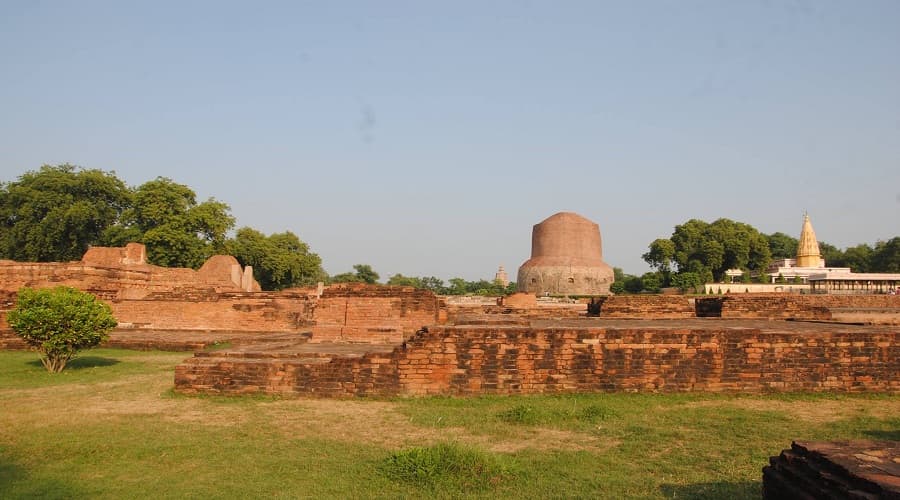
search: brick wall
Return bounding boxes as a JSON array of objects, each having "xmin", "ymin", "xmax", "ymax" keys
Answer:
[
  {"xmin": 598, "ymin": 296, "xmax": 696, "ymax": 318},
  {"xmin": 720, "ymin": 294, "xmax": 900, "ymax": 319},
  {"xmin": 110, "ymin": 291, "xmax": 315, "ymax": 332},
  {"xmin": 310, "ymin": 284, "xmax": 440, "ymax": 343},
  {"xmin": 0, "ymin": 250, "xmax": 258, "ymax": 297},
  {"xmin": 445, "ymin": 296, "xmax": 696, "ymax": 322},
  {"xmin": 174, "ymin": 325, "xmax": 900, "ymax": 397}
]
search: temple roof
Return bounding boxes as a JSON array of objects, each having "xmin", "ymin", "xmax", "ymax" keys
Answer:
[{"xmin": 796, "ymin": 213, "xmax": 822, "ymax": 264}]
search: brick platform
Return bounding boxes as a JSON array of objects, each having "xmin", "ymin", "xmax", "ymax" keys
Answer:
[
  {"xmin": 174, "ymin": 320, "xmax": 899, "ymax": 397},
  {"xmin": 764, "ymin": 440, "xmax": 900, "ymax": 499}
]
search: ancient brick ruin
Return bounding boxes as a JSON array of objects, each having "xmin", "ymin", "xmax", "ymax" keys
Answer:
[
  {"xmin": 0, "ymin": 244, "xmax": 898, "ymax": 398},
  {"xmin": 764, "ymin": 441, "xmax": 900, "ymax": 499}
]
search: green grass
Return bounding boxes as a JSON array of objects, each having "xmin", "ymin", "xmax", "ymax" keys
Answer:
[
  {"xmin": 380, "ymin": 442, "xmax": 513, "ymax": 492},
  {"xmin": 0, "ymin": 349, "xmax": 897, "ymax": 498}
]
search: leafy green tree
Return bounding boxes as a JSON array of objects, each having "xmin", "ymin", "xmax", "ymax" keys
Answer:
[
  {"xmin": 446, "ymin": 278, "xmax": 469, "ymax": 295},
  {"xmin": 640, "ymin": 272, "xmax": 662, "ymax": 293},
  {"xmin": 110, "ymin": 177, "xmax": 235, "ymax": 268},
  {"xmin": 352, "ymin": 264, "xmax": 379, "ymax": 284},
  {"xmin": 842, "ymin": 244, "xmax": 873, "ymax": 273},
  {"xmin": 624, "ymin": 276, "xmax": 643, "ymax": 294},
  {"xmin": 741, "ymin": 269, "xmax": 752, "ymax": 284},
  {"xmin": 0, "ymin": 165, "xmax": 131, "ymax": 262},
  {"xmin": 670, "ymin": 272, "xmax": 703, "ymax": 293},
  {"xmin": 766, "ymin": 232, "xmax": 799, "ymax": 259},
  {"xmin": 331, "ymin": 264, "xmax": 380, "ymax": 284},
  {"xmin": 642, "ymin": 239, "xmax": 675, "ymax": 282},
  {"xmin": 419, "ymin": 276, "xmax": 448, "ymax": 294},
  {"xmin": 819, "ymin": 242, "xmax": 845, "ymax": 267},
  {"xmin": 386, "ymin": 274, "xmax": 422, "ymax": 287},
  {"xmin": 227, "ymin": 227, "xmax": 325, "ymax": 290},
  {"xmin": 611, "ymin": 267, "xmax": 642, "ymax": 295},
  {"xmin": 646, "ymin": 218, "xmax": 771, "ymax": 282},
  {"xmin": 7, "ymin": 287, "xmax": 117, "ymax": 372},
  {"xmin": 871, "ymin": 237, "xmax": 900, "ymax": 272}
]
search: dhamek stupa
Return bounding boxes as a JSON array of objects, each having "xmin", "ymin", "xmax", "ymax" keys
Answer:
[{"xmin": 517, "ymin": 212, "xmax": 614, "ymax": 296}]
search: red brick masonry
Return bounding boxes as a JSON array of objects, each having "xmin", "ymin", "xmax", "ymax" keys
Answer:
[
  {"xmin": 174, "ymin": 324, "xmax": 899, "ymax": 397},
  {"xmin": 763, "ymin": 440, "xmax": 900, "ymax": 499}
]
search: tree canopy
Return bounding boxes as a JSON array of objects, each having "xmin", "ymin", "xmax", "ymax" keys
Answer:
[
  {"xmin": 766, "ymin": 232, "xmax": 798, "ymax": 260},
  {"xmin": 0, "ymin": 165, "xmax": 131, "ymax": 262},
  {"xmin": 644, "ymin": 218, "xmax": 771, "ymax": 283},
  {"xmin": 1, "ymin": 166, "xmax": 325, "ymax": 289},
  {"xmin": 109, "ymin": 177, "xmax": 235, "ymax": 268},
  {"xmin": 227, "ymin": 228, "xmax": 326, "ymax": 290},
  {"xmin": 330, "ymin": 264, "xmax": 381, "ymax": 284}
]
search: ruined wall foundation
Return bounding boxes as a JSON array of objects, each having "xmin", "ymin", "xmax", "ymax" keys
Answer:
[{"xmin": 174, "ymin": 324, "xmax": 899, "ymax": 397}]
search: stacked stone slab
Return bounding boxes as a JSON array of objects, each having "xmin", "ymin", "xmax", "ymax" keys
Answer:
[{"xmin": 763, "ymin": 440, "xmax": 900, "ymax": 499}]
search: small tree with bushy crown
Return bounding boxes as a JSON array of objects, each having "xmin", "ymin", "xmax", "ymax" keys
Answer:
[{"xmin": 7, "ymin": 287, "xmax": 117, "ymax": 372}]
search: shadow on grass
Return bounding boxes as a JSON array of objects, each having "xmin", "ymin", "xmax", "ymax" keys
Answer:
[
  {"xmin": 0, "ymin": 457, "xmax": 84, "ymax": 498},
  {"xmin": 863, "ymin": 429, "xmax": 900, "ymax": 441},
  {"xmin": 26, "ymin": 356, "xmax": 120, "ymax": 370},
  {"xmin": 660, "ymin": 480, "xmax": 760, "ymax": 500}
]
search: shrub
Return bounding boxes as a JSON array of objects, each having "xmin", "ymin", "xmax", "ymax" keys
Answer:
[
  {"xmin": 7, "ymin": 286, "xmax": 117, "ymax": 372},
  {"xmin": 380, "ymin": 443, "xmax": 511, "ymax": 490}
]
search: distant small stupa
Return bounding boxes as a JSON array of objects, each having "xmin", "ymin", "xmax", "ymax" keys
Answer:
[{"xmin": 494, "ymin": 265, "xmax": 509, "ymax": 287}]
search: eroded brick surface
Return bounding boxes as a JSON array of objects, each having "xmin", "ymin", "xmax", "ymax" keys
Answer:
[
  {"xmin": 174, "ymin": 322, "xmax": 900, "ymax": 397},
  {"xmin": 763, "ymin": 440, "xmax": 900, "ymax": 499}
]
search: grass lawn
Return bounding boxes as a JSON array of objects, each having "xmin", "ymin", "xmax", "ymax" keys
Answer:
[{"xmin": 0, "ymin": 348, "xmax": 897, "ymax": 499}]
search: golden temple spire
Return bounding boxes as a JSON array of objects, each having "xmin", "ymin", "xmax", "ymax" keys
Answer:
[{"xmin": 796, "ymin": 213, "xmax": 823, "ymax": 268}]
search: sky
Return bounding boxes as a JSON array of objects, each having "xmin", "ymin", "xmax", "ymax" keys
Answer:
[{"xmin": 1, "ymin": 1, "xmax": 898, "ymax": 281}]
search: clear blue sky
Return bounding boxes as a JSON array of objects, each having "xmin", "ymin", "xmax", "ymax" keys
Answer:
[{"xmin": 2, "ymin": 1, "xmax": 898, "ymax": 280}]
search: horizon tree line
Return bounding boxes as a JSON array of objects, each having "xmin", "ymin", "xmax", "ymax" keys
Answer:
[{"xmin": 2, "ymin": 164, "xmax": 896, "ymax": 294}]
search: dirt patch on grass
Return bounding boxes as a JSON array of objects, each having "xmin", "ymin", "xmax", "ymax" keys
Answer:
[
  {"xmin": 0, "ymin": 371, "xmax": 251, "ymax": 428},
  {"xmin": 254, "ymin": 398, "xmax": 616, "ymax": 453},
  {"xmin": 682, "ymin": 398, "xmax": 900, "ymax": 423}
]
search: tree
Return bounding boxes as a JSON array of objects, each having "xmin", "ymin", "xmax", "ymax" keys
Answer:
[
  {"xmin": 642, "ymin": 239, "xmax": 675, "ymax": 278},
  {"xmin": 640, "ymin": 272, "xmax": 662, "ymax": 293},
  {"xmin": 871, "ymin": 237, "xmax": 900, "ymax": 272},
  {"xmin": 646, "ymin": 218, "xmax": 771, "ymax": 282},
  {"xmin": 7, "ymin": 287, "xmax": 117, "ymax": 372},
  {"xmin": 766, "ymin": 232, "xmax": 799, "ymax": 260},
  {"xmin": 670, "ymin": 272, "xmax": 703, "ymax": 293},
  {"xmin": 0, "ymin": 165, "xmax": 131, "ymax": 262},
  {"xmin": 352, "ymin": 264, "xmax": 379, "ymax": 284},
  {"xmin": 331, "ymin": 264, "xmax": 380, "ymax": 284},
  {"xmin": 386, "ymin": 273, "xmax": 422, "ymax": 287},
  {"xmin": 819, "ymin": 242, "xmax": 845, "ymax": 267},
  {"xmin": 227, "ymin": 228, "xmax": 325, "ymax": 290},
  {"xmin": 842, "ymin": 244, "xmax": 873, "ymax": 272},
  {"xmin": 624, "ymin": 275, "xmax": 643, "ymax": 294},
  {"xmin": 741, "ymin": 269, "xmax": 752, "ymax": 284},
  {"xmin": 421, "ymin": 277, "xmax": 448, "ymax": 294},
  {"xmin": 109, "ymin": 177, "xmax": 235, "ymax": 268}
]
